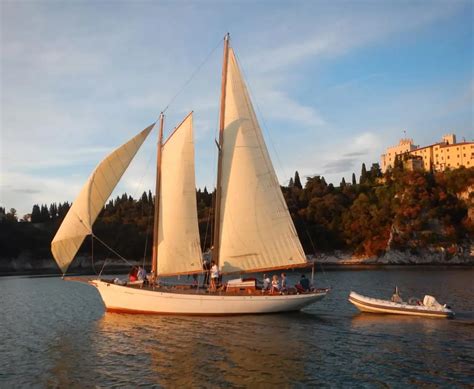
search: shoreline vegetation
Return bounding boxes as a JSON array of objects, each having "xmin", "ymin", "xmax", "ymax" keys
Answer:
[{"xmin": 1, "ymin": 164, "xmax": 473, "ymax": 274}]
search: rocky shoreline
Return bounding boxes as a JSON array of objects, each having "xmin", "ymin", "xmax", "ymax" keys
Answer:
[
  {"xmin": 316, "ymin": 248, "xmax": 474, "ymax": 266},
  {"xmin": 1, "ymin": 248, "xmax": 473, "ymax": 276}
]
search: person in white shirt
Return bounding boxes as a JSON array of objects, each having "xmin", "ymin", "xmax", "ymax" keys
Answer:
[
  {"xmin": 263, "ymin": 274, "xmax": 271, "ymax": 291},
  {"xmin": 210, "ymin": 261, "xmax": 219, "ymax": 292}
]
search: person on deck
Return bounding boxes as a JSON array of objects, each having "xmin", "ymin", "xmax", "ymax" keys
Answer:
[
  {"xmin": 192, "ymin": 273, "xmax": 198, "ymax": 288},
  {"xmin": 137, "ymin": 266, "xmax": 146, "ymax": 281},
  {"xmin": 281, "ymin": 273, "xmax": 288, "ymax": 293},
  {"xmin": 209, "ymin": 261, "xmax": 219, "ymax": 292},
  {"xmin": 263, "ymin": 274, "xmax": 271, "ymax": 291},
  {"xmin": 295, "ymin": 274, "xmax": 310, "ymax": 293},
  {"xmin": 270, "ymin": 275, "xmax": 280, "ymax": 294},
  {"xmin": 128, "ymin": 266, "xmax": 138, "ymax": 282},
  {"xmin": 391, "ymin": 286, "xmax": 403, "ymax": 303},
  {"xmin": 202, "ymin": 255, "xmax": 211, "ymax": 287}
]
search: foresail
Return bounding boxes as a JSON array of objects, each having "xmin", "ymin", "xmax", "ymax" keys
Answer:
[
  {"xmin": 51, "ymin": 124, "xmax": 154, "ymax": 273},
  {"xmin": 157, "ymin": 113, "xmax": 203, "ymax": 276},
  {"xmin": 218, "ymin": 48, "xmax": 306, "ymax": 273}
]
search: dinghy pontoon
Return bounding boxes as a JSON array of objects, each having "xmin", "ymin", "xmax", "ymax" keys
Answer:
[{"xmin": 349, "ymin": 290, "xmax": 454, "ymax": 318}]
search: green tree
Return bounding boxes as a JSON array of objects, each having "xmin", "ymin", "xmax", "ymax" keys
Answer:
[
  {"xmin": 31, "ymin": 205, "xmax": 41, "ymax": 223},
  {"xmin": 294, "ymin": 171, "xmax": 303, "ymax": 189},
  {"xmin": 360, "ymin": 163, "xmax": 368, "ymax": 185}
]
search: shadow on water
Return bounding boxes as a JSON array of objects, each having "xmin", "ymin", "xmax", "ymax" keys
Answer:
[{"xmin": 88, "ymin": 311, "xmax": 314, "ymax": 387}]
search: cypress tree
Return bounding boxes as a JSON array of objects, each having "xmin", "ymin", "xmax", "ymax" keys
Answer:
[
  {"xmin": 352, "ymin": 173, "xmax": 357, "ymax": 185},
  {"xmin": 288, "ymin": 177, "xmax": 294, "ymax": 188},
  {"xmin": 49, "ymin": 203, "xmax": 58, "ymax": 220},
  {"xmin": 31, "ymin": 204, "xmax": 41, "ymax": 222},
  {"xmin": 360, "ymin": 163, "xmax": 368, "ymax": 184},
  {"xmin": 294, "ymin": 171, "xmax": 303, "ymax": 189},
  {"xmin": 40, "ymin": 204, "xmax": 50, "ymax": 222},
  {"xmin": 340, "ymin": 177, "xmax": 346, "ymax": 188}
]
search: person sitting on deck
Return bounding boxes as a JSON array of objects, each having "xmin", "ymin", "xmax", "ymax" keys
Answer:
[
  {"xmin": 262, "ymin": 274, "xmax": 271, "ymax": 291},
  {"xmin": 192, "ymin": 273, "xmax": 198, "ymax": 288},
  {"xmin": 209, "ymin": 261, "xmax": 220, "ymax": 292},
  {"xmin": 270, "ymin": 275, "xmax": 280, "ymax": 294},
  {"xmin": 295, "ymin": 274, "xmax": 310, "ymax": 293},
  {"xmin": 137, "ymin": 266, "xmax": 147, "ymax": 281},
  {"xmin": 129, "ymin": 266, "xmax": 139, "ymax": 282}
]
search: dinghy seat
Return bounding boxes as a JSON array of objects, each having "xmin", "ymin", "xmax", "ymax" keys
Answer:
[{"xmin": 423, "ymin": 295, "xmax": 444, "ymax": 309}]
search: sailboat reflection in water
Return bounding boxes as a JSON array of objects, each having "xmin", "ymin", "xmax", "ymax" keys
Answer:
[{"xmin": 51, "ymin": 34, "xmax": 328, "ymax": 315}]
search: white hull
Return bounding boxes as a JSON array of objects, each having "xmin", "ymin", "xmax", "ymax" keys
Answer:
[
  {"xmin": 90, "ymin": 280, "xmax": 327, "ymax": 315},
  {"xmin": 349, "ymin": 291, "xmax": 453, "ymax": 318}
]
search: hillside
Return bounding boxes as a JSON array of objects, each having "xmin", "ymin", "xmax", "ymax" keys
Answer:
[{"xmin": 1, "ymin": 165, "xmax": 473, "ymax": 273}]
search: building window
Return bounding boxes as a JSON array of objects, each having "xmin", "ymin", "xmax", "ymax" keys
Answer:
[{"xmin": 447, "ymin": 156, "xmax": 450, "ymax": 159}]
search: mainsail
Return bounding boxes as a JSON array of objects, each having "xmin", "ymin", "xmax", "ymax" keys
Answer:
[
  {"xmin": 51, "ymin": 124, "xmax": 154, "ymax": 273},
  {"xmin": 157, "ymin": 113, "xmax": 202, "ymax": 276},
  {"xmin": 218, "ymin": 48, "xmax": 307, "ymax": 273}
]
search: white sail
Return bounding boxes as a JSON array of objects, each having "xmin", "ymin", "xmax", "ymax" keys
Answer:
[
  {"xmin": 218, "ymin": 48, "xmax": 307, "ymax": 273},
  {"xmin": 51, "ymin": 124, "xmax": 154, "ymax": 273},
  {"xmin": 157, "ymin": 113, "xmax": 203, "ymax": 276}
]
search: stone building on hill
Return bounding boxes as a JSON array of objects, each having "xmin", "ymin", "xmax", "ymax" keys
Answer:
[{"xmin": 381, "ymin": 133, "xmax": 474, "ymax": 173}]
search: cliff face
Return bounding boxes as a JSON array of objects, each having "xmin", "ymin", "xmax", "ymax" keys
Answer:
[{"xmin": 317, "ymin": 247, "xmax": 473, "ymax": 266}]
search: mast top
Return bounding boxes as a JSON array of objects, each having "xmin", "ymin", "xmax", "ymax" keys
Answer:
[{"xmin": 224, "ymin": 32, "xmax": 230, "ymax": 41}]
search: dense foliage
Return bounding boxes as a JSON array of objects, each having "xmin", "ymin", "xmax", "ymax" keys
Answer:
[{"xmin": 0, "ymin": 165, "xmax": 472, "ymax": 268}]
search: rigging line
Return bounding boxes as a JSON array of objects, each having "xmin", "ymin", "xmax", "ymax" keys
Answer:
[
  {"xmin": 92, "ymin": 233, "xmax": 134, "ymax": 267},
  {"xmin": 203, "ymin": 205, "xmax": 211, "ymax": 252},
  {"xmin": 91, "ymin": 234, "xmax": 98, "ymax": 275},
  {"xmin": 161, "ymin": 38, "xmax": 223, "ymax": 114},
  {"xmin": 98, "ymin": 258, "xmax": 108, "ymax": 279},
  {"xmin": 304, "ymin": 227, "xmax": 329, "ymax": 284}
]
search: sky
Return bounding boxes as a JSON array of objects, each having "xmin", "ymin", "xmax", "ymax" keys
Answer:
[{"xmin": 1, "ymin": 0, "xmax": 473, "ymax": 217}]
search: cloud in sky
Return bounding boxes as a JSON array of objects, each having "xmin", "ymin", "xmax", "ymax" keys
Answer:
[{"xmin": 1, "ymin": 0, "xmax": 473, "ymax": 216}]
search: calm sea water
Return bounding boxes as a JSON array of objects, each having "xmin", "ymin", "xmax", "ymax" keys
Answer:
[{"xmin": 1, "ymin": 268, "xmax": 473, "ymax": 388}]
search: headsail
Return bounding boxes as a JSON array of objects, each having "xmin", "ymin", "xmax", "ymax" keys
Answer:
[
  {"xmin": 217, "ymin": 48, "xmax": 307, "ymax": 273},
  {"xmin": 51, "ymin": 124, "xmax": 154, "ymax": 273},
  {"xmin": 157, "ymin": 113, "xmax": 203, "ymax": 276}
]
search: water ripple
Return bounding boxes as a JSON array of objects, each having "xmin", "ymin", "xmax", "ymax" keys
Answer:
[{"xmin": 1, "ymin": 269, "xmax": 473, "ymax": 387}]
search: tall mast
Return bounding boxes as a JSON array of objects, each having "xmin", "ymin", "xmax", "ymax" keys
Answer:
[
  {"xmin": 151, "ymin": 112, "xmax": 164, "ymax": 276},
  {"xmin": 212, "ymin": 33, "xmax": 230, "ymax": 268}
]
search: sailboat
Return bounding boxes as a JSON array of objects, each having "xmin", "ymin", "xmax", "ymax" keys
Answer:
[{"xmin": 51, "ymin": 34, "xmax": 328, "ymax": 315}]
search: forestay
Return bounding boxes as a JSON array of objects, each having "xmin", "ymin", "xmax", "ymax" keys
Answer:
[
  {"xmin": 218, "ymin": 48, "xmax": 307, "ymax": 273},
  {"xmin": 157, "ymin": 113, "xmax": 203, "ymax": 276},
  {"xmin": 51, "ymin": 124, "xmax": 154, "ymax": 273}
]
